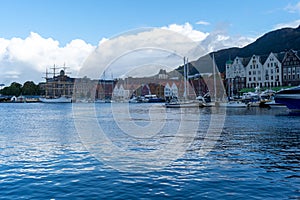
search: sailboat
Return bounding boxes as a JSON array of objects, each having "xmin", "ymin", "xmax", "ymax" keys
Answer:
[
  {"xmin": 165, "ymin": 57, "xmax": 200, "ymax": 108},
  {"xmin": 39, "ymin": 64, "xmax": 72, "ymax": 103},
  {"xmin": 210, "ymin": 54, "xmax": 247, "ymax": 108}
]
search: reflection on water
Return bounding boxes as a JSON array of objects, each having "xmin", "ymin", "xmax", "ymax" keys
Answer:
[{"xmin": 0, "ymin": 103, "xmax": 299, "ymax": 199}]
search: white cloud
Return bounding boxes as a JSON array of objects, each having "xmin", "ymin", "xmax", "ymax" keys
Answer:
[
  {"xmin": 81, "ymin": 27, "xmax": 207, "ymax": 79},
  {"xmin": 0, "ymin": 32, "xmax": 95, "ymax": 85},
  {"xmin": 274, "ymin": 19, "xmax": 300, "ymax": 29},
  {"xmin": 162, "ymin": 22, "xmax": 209, "ymax": 42},
  {"xmin": 0, "ymin": 23, "xmax": 256, "ymax": 85},
  {"xmin": 196, "ymin": 20, "xmax": 210, "ymax": 26},
  {"xmin": 285, "ymin": 2, "xmax": 300, "ymax": 13}
]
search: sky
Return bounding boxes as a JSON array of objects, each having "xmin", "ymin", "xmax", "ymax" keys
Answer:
[{"xmin": 1, "ymin": 0, "xmax": 300, "ymax": 85}]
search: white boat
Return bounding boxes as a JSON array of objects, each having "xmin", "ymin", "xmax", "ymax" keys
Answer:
[
  {"xmin": 165, "ymin": 100, "xmax": 200, "ymax": 108},
  {"xmin": 264, "ymin": 100, "xmax": 286, "ymax": 108},
  {"xmin": 217, "ymin": 101, "xmax": 248, "ymax": 108},
  {"xmin": 39, "ymin": 96, "xmax": 72, "ymax": 103}
]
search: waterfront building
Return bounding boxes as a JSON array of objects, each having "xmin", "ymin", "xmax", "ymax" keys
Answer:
[
  {"xmin": 262, "ymin": 52, "xmax": 284, "ymax": 87},
  {"xmin": 246, "ymin": 54, "xmax": 267, "ymax": 88},
  {"xmin": 224, "ymin": 50, "xmax": 299, "ymax": 92},
  {"xmin": 225, "ymin": 57, "xmax": 247, "ymax": 96},
  {"xmin": 281, "ymin": 49, "xmax": 300, "ymax": 86}
]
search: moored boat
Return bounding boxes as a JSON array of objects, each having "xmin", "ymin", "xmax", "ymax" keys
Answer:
[
  {"xmin": 264, "ymin": 100, "xmax": 286, "ymax": 108},
  {"xmin": 274, "ymin": 85, "xmax": 300, "ymax": 111},
  {"xmin": 217, "ymin": 101, "xmax": 248, "ymax": 108},
  {"xmin": 39, "ymin": 96, "xmax": 72, "ymax": 103}
]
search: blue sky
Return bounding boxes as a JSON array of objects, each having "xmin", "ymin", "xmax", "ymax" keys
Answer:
[
  {"xmin": 0, "ymin": 0, "xmax": 300, "ymax": 84},
  {"xmin": 1, "ymin": 0, "xmax": 299, "ymax": 45}
]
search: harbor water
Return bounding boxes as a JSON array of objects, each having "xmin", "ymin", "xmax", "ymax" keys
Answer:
[{"xmin": 0, "ymin": 103, "xmax": 299, "ymax": 199}]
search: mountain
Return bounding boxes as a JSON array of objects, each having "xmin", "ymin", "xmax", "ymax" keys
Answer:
[{"xmin": 191, "ymin": 25, "xmax": 300, "ymax": 73}]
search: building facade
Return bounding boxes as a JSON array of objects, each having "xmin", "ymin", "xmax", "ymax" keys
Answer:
[
  {"xmin": 226, "ymin": 57, "xmax": 247, "ymax": 96},
  {"xmin": 224, "ymin": 50, "xmax": 297, "ymax": 95},
  {"xmin": 262, "ymin": 52, "xmax": 283, "ymax": 87},
  {"xmin": 282, "ymin": 49, "xmax": 300, "ymax": 86}
]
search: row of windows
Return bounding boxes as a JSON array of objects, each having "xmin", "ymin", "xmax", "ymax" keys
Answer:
[
  {"xmin": 283, "ymin": 74, "xmax": 300, "ymax": 80},
  {"xmin": 247, "ymin": 82, "xmax": 281, "ymax": 88},
  {"xmin": 283, "ymin": 61, "xmax": 300, "ymax": 65},
  {"xmin": 248, "ymin": 69, "xmax": 280, "ymax": 76},
  {"xmin": 285, "ymin": 57, "xmax": 299, "ymax": 62},
  {"xmin": 248, "ymin": 75, "xmax": 279, "ymax": 82},
  {"xmin": 266, "ymin": 62, "xmax": 278, "ymax": 67},
  {"xmin": 283, "ymin": 67, "xmax": 300, "ymax": 74}
]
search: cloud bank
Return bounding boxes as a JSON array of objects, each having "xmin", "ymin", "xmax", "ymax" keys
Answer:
[
  {"xmin": 0, "ymin": 32, "xmax": 95, "ymax": 85},
  {"xmin": 0, "ymin": 23, "xmax": 255, "ymax": 85},
  {"xmin": 274, "ymin": 19, "xmax": 300, "ymax": 30}
]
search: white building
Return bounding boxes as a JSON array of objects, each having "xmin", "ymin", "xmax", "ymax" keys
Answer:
[
  {"xmin": 225, "ymin": 57, "xmax": 247, "ymax": 96},
  {"xmin": 164, "ymin": 82, "xmax": 179, "ymax": 97},
  {"xmin": 164, "ymin": 83, "xmax": 171, "ymax": 97},
  {"xmin": 112, "ymin": 84, "xmax": 130, "ymax": 100},
  {"xmin": 262, "ymin": 52, "xmax": 282, "ymax": 87},
  {"xmin": 246, "ymin": 55, "xmax": 265, "ymax": 88},
  {"xmin": 171, "ymin": 83, "xmax": 178, "ymax": 97}
]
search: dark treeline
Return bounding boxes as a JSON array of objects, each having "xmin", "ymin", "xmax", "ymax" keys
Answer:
[{"xmin": 0, "ymin": 81, "xmax": 40, "ymax": 96}]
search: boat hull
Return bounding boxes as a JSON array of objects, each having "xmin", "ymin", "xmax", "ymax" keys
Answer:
[
  {"xmin": 274, "ymin": 95, "xmax": 300, "ymax": 110},
  {"xmin": 165, "ymin": 102, "xmax": 200, "ymax": 108},
  {"xmin": 218, "ymin": 101, "xmax": 248, "ymax": 108},
  {"xmin": 274, "ymin": 86, "xmax": 300, "ymax": 111},
  {"xmin": 39, "ymin": 96, "xmax": 72, "ymax": 103}
]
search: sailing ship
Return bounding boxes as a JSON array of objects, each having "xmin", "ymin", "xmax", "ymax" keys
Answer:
[
  {"xmin": 39, "ymin": 64, "xmax": 73, "ymax": 103},
  {"xmin": 165, "ymin": 57, "xmax": 200, "ymax": 108}
]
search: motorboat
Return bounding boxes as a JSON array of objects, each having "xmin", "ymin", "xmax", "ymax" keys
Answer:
[{"xmin": 274, "ymin": 85, "xmax": 300, "ymax": 111}]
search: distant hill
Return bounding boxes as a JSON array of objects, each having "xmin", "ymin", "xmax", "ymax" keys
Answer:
[{"xmin": 191, "ymin": 25, "xmax": 300, "ymax": 73}]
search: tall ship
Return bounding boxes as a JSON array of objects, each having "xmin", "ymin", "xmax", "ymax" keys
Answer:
[
  {"xmin": 39, "ymin": 64, "xmax": 73, "ymax": 103},
  {"xmin": 274, "ymin": 85, "xmax": 300, "ymax": 111}
]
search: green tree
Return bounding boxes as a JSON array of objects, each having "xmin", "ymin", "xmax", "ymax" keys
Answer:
[
  {"xmin": 22, "ymin": 81, "xmax": 39, "ymax": 95},
  {"xmin": 0, "ymin": 82, "xmax": 22, "ymax": 96}
]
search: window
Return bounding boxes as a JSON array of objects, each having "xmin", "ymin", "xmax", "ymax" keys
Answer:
[
  {"xmin": 271, "ymin": 76, "xmax": 273, "ymax": 80},
  {"xmin": 249, "ymin": 77, "xmax": 251, "ymax": 82},
  {"xmin": 271, "ymin": 69, "xmax": 273, "ymax": 74},
  {"xmin": 249, "ymin": 71, "xmax": 251, "ymax": 75}
]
